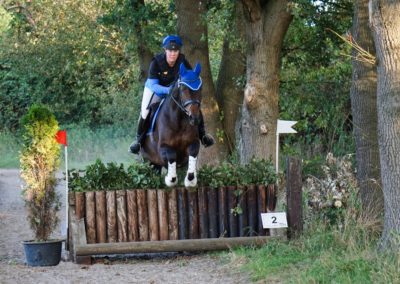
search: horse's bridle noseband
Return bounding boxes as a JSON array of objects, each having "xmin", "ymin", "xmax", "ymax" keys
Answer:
[{"xmin": 170, "ymin": 79, "xmax": 201, "ymax": 117}]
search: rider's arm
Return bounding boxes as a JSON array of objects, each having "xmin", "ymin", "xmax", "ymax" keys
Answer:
[
  {"xmin": 145, "ymin": 79, "xmax": 171, "ymax": 98},
  {"xmin": 147, "ymin": 59, "xmax": 171, "ymax": 98}
]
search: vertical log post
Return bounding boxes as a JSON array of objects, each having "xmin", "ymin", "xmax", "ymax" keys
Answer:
[
  {"xmin": 158, "ymin": 190, "xmax": 169, "ymax": 241},
  {"xmin": 106, "ymin": 191, "xmax": 117, "ymax": 242},
  {"xmin": 207, "ymin": 187, "xmax": 218, "ymax": 238},
  {"xmin": 177, "ymin": 188, "xmax": 188, "ymax": 240},
  {"xmin": 75, "ymin": 192, "xmax": 85, "ymax": 220},
  {"xmin": 168, "ymin": 189, "xmax": 178, "ymax": 240},
  {"xmin": 227, "ymin": 186, "xmax": 238, "ymax": 237},
  {"xmin": 286, "ymin": 157, "xmax": 303, "ymax": 239},
  {"xmin": 95, "ymin": 191, "xmax": 107, "ymax": 243},
  {"xmin": 85, "ymin": 191, "xmax": 96, "ymax": 244},
  {"xmin": 218, "ymin": 187, "xmax": 228, "ymax": 237},
  {"xmin": 147, "ymin": 189, "xmax": 159, "ymax": 241},
  {"xmin": 188, "ymin": 189, "xmax": 199, "ymax": 239},
  {"xmin": 266, "ymin": 184, "xmax": 277, "ymax": 212},
  {"xmin": 246, "ymin": 185, "xmax": 257, "ymax": 236},
  {"xmin": 237, "ymin": 186, "xmax": 248, "ymax": 237},
  {"xmin": 257, "ymin": 185, "xmax": 267, "ymax": 236},
  {"xmin": 126, "ymin": 190, "xmax": 139, "ymax": 241},
  {"xmin": 198, "ymin": 186, "xmax": 209, "ymax": 238},
  {"xmin": 137, "ymin": 189, "xmax": 149, "ymax": 241},
  {"xmin": 116, "ymin": 190, "xmax": 128, "ymax": 242}
]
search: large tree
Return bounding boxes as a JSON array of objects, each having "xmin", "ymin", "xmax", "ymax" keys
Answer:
[
  {"xmin": 215, "ymin": 1, "xmax": 246, "ymax": 153},
  {"xmin": 175, "ymin": 0, "xmax": 228, "ymax": 165},
  {"xmin": 239, "ymin": 0, "xmax": 292, "ymax": 164},
  {"xmin": 350, "ymin": 0, "xmax": 383, "ymax": 215},
  {"xmin": 369, "ymin": 0, "xmax": 400, "ymax": 250}
]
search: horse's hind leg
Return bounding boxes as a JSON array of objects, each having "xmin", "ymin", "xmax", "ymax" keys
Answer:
[
  {"xmin": 185, "ymin": 141, "xmax": 200, "ymax": 188},
  {"xmin": 161, "ymin": 147, "xmax": 178, "ymax": 187},
  {"xmin": 151, "ymin": 164, "xmax": 162, "ymax": 175}
]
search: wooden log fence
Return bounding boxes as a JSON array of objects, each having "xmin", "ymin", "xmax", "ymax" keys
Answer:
[{"xmin": 68, "ymin": 184, "xmax": 277, "ymax": 263}]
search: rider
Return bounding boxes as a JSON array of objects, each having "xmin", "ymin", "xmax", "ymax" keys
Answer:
[{"xmin": 129, "ymin": 35, "xmax": 215, "ymax": 154}]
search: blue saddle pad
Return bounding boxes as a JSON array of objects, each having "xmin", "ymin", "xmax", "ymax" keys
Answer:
[{"xmin": 147, "ymin": 98, "xmax": 166, "ymax": 134}]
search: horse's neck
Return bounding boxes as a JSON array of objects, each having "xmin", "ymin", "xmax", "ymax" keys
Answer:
[{"xmin": 165, "ymin": 95, "xmax": 186, "ymax": 127}]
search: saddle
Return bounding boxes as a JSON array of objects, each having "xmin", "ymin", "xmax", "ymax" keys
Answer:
[{"xmin": 146, "ymin": 99, "xmax": 165, "ymax": 134}]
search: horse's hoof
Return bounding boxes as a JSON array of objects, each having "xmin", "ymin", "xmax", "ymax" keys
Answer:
[
  {"xmin": 185, "ymin": 174, "xmax": 197, "ymax": 188},
  {"xmin": 165, "ymin": 176, "xmax": 178, "ymax": 187}
]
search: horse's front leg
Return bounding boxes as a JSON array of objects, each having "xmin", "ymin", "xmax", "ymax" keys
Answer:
[
  {"xmin": 185, "ymin": 141, "xmax": 200, "ymax": 188},
  {"xmin": 161, "ymin": 146, "xmax": 178, "ymax": 187}
]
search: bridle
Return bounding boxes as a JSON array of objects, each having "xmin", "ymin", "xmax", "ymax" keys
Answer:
[{"xmin": 170, "ymin": 79, "xmax": 201, "ymax": 117}]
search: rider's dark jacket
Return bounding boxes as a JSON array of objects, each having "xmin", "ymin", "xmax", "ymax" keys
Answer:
[{"xmin": 145, "ymin": 53, "xmax": 192, "ymax": 97}]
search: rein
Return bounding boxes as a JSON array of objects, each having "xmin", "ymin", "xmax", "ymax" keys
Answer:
[{"xmin": 170, "ymin": 80, "xmax": 201, "ymax": 117}]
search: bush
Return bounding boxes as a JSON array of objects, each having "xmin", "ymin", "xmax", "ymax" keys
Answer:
[{"xmin": 19, "ymin": 104, "xmax": 61, "ymax": 241}]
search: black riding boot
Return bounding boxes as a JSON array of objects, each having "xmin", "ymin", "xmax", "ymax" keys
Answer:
[
  {"xmin": 198, "ymin": 112, "xmax": 215, "ymax": 147},
  {"xmin": 129, "ymin": 117, "xmax": 148, "ymax": 154}
]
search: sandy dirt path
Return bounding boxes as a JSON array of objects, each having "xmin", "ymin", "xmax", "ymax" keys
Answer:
[{"xmin": 0, "ymin": 169, "xmax": 250, "ymax": 284}]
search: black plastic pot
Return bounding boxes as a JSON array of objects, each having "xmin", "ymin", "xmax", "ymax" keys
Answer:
[{"xmin": 22, "ymin": 239, "xmax": 63, "ymax": 266}]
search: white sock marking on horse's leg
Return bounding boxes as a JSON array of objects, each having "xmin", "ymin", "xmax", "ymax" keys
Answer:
[
  {"xmin": 185, "ymin": 156, "xmax": 197, "ymax": 188},
  {"xmin": 188, "ymin": 156, "xmax": 197, "ymax": 173},
  {"xmin": 165, "ymin": 161, "xmax": 177, "ymax": 187}
]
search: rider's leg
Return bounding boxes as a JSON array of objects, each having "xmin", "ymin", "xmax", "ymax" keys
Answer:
[
  {"xmin": 129, "ymin": 87, "xmax": 154, "ymax": 154},
  {"xmin": 198, "ymin": 110, "xmax": 215, "ymax": 147}
]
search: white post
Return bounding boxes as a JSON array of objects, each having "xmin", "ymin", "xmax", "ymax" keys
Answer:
[
  {"xmin": 276, "ymin": 132, "xmax": 280, "ymax": 174},
  {"xmin": 65, "ymin": 145, "xmax": 68, "ymax": 235},
  {"xmin": 276, "ymin": 120, "xmax": 298, "ymax": 174}
]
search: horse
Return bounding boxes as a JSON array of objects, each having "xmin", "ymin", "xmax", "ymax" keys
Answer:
[{"xmin": 140, "ymin": 62, "xmax": 203, "ymax": 188}]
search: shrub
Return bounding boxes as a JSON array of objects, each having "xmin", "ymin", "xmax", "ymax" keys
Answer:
[{"xmin": 19, "ymin": 104, "xmax": 61, "ymax": 241}]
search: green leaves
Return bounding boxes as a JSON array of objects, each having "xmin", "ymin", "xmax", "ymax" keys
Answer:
[
  {"xmin": 19, "ymin": 104, "xmax": 60, "ymax": 241},
  {"xmin": 198, "ymin": 159, "xmax": 277, "ymax": 188},
  {"xmin": 68, "ymin": 159, "xmax": 164, "ymax": 192}
]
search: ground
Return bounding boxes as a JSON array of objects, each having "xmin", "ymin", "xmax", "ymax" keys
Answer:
[{"xmin": 0, "ymin": 169, "xmax": 251, "ymax": 284}]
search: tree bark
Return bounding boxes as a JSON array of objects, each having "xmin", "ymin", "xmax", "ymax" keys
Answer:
[
  {"xmin": 370, "ymin": 0, "xmax": 400, "ymax": 250},
  {"xmin": 176, "ymin": 0, "xmax": 228, "ymax": 165},
  {"xmin": 239, "ymin": 0, "xmax": 292, "ymax": 164},
  {"xmin": 131, "ymin": 0, "xmax": 154, "ymax": 82},
  {"xmin": 215, "ymin": 1, "xmax": 246, "ymax": 153},
  {"xmin": 350, "ymin": 0, "xmax": 383, "ymax": 216}
]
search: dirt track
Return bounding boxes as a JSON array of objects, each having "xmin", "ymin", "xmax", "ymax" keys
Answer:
[{"xmin": 0, "ymin": 169, "xmax": 251, "ymax": 284}]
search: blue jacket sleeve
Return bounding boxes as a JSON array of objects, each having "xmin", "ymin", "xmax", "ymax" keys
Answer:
[{"xmin": 145, "ymin": 79, "xmax": 171, "ymax": 98}]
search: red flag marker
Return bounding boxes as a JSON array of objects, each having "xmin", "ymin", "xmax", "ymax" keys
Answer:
[{"xmin": 55, "ymin": 130, "xmax": 68, "ymax": 146}]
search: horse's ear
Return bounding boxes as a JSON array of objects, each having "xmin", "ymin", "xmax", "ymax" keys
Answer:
[
  {"xmin": 179, "ymin": 63, "xmax": 187, "ymax": 76},
  {"xmin": 194, "ymin": 62, "xmax": 201, "ymax": 76}
]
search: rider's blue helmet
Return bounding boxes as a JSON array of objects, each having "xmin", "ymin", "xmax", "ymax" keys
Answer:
[{"xmin": 162, "ymin": 35, "xmax": 183, "ymax": 50}]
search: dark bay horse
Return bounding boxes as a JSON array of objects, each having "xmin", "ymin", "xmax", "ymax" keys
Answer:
[{"xmin": 140, "ymin": 63, "xmax": 203, "ymax": 187}]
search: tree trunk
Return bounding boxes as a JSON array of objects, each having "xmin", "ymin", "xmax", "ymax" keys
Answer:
[
  {"xmin": 350, "ymin": 0, "xmax": 383, "ymax": 216},
  {"xmin": 176, "ymin": 0, "xmax": 228, "ymax": 165},
  {"xmin": 239, "ymin": 0, "xmax": 292, "ymax": 164},
  {"xmin": 215, "ymin": 1, "xmax": 246, "ymax": 153},
  {"xmin": 131, "ymin": 0, "xmax": 154, "ymax": 82},
  {"xmin": 370, "ymin": 0, "xmax": 400, "ymax": 250}
]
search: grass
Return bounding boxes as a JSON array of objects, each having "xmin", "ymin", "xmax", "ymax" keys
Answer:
[
  {"xmin": 0, "ymin": 124, "xmax": 138, "ymax": 169},
  {"xmin": 63, "ymin": 124, "xmax": 138, "ymax": 169},
  {"xmin": 227, "ymin": 207, "xmax": 399, "ymax": 283},
  {"xmin": 0, "ymin": 130, "xmax": 20, "ymax": 168}
]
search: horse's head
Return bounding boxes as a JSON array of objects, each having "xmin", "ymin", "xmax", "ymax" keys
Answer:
[{"xmin": 173, "ymin": 62, "xmax": 202, "ymax": 126}]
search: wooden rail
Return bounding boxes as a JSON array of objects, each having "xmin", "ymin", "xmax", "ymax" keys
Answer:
[{"xmin": 68, "ymin": 185, "xmax": 277, "ymax": 263}]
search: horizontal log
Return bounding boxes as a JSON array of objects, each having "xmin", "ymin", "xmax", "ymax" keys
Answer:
[{"xmin": 75, "ymin": 236, "xmax": 275, "ymax": 256}]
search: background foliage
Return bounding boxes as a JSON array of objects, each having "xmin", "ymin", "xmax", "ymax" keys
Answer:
[{"xmin": 0, "ymin": 0, "xmax": 354, "ymax": 169}]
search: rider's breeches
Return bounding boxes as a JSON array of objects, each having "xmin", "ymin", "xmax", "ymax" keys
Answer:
[{"xmin": 140, "ymin": 87, "xmax": 161, "ymax": 119}]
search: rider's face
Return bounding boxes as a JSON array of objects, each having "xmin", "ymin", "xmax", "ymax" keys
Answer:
[{"xmin": 165, "ymin": 49, "xmax": 180, "ymax": 66}]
